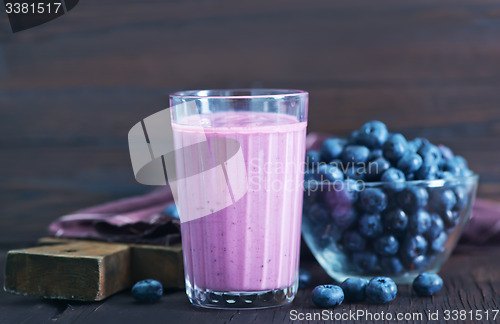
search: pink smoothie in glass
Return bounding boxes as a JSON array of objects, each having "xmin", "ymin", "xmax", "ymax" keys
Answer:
[{"xmin": 172, "ymin": 111, "xmax": 307, "ymax": 292}]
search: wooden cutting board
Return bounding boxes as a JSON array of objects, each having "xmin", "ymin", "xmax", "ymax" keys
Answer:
[{"xmin": 4, "ymin": 237, "xmax": 184, "ymax": 301}]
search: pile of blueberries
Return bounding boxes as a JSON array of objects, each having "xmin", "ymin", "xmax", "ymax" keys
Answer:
[
  {"xmin": 308, "ymin": 272, "xmax": 443, "ymax": 308},
  {"xmin": 303, "ymin": 121, "xmax": 474, "ymax": 275}
]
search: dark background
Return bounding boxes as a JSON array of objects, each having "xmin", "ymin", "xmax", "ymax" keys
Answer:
[{"xmin": 1, "ymin": 0, "xmax": 499, "ymax": 246}]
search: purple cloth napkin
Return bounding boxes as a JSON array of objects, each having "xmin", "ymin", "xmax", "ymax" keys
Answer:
[
  {"xmin": 48, "ymin": 187, "xmax": 180, "ymax": 245},
  {"xmin": 48, "ymin": 133, "xmax": 500, "ymax": 245}
]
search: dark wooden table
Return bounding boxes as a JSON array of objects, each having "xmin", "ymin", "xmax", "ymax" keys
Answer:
[{"xmin": 1, "ymin": 0, "xmax": 500, "ymax": 323}]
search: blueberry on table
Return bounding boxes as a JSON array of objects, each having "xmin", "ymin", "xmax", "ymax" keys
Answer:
[
  {"xmin": 358, "ymin": 213, "xmax": 384, "ymax": 238},
  {"xmin": 408, "ymin": 209, "xmax": 432, "ymax": 235},
  {"xmin": 321, "ymin": 138, "xmax": 346, "ymax": 162},
  {"xmin": 374, "ymin": 235, "xmax": 399, "ymax": 256},
  {"xmin": 397, "ymin": 187, "xmax": 429, "ymax": 214},
  {"xmin": 383, "ymin": 133, "xmax": 408, "ymax": 163},
  {"xmin": 382, "ymin": 208, "xmax": 408, "ymax": 235},
  {"xmin": 397, "ymin": 152, "xmax": 423, "ymax": 175},
  {"xmin": 413, "ymin": 273, "xmax": 443, "ymax": 296},
  {"xmin": 359, "ymin": 188, "xmax": 387, "ymax": 213},
  {"xmin": 342, "ymin": 145, "xmax": 370, "ymax": 165},
  {"xmin": 305, "ymin": 150, "xmax": 321, "ymax": 169},
  {"xmin": 317, "ymin": 164, "xmax": 344, "ymax": 182},
  {"xmin": 342, "ymin": 230, "xmax": 367, "ymax": 252},
  {"xmin": 311, "ymin": 285, "xmax": 344, "ymax": 308},
  {"xmin": 366, "ymin": 157, "xmax": 391, "ymax": 181},
  {"xmin": 429, "ymin": 189, "xmax": 457, "ymax": 213},
  {"xmin": 298, "ymin": 268, "xmax": 312, "ymax": 289},
  {"xmin": 380, "ymin": 256, "xmax": 404, "ymax": 275},
  {"xmin": 132, "ymin": 279, "xmax": 163, "ymax": 303},
  {"xmin": 425, "ymin": 213, "xmax": 444, "ymax": 240},
  {"xmin": 365, "ymin": 277, "xmax": 397, "ymax": 304},
  {"xmin": 163, "ymin": 204, "xmax": 179, "ymax": 219},
  {"xmin": 381, "ymin": 168, "xmax": 406, "ymax": 183},
  {"xmin": 356, "ymin": 120, "xmax": 389, "ymax": 149},
  {"xmin": 351, "ymin": 251, "xmax": 379, "ymax": 272},
  {"xmin": 341, "ymin": 278, "xmax": 369, "ymax": 302}
]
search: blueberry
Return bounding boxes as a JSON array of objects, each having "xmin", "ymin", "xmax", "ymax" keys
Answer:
[
  {"xmin": 437, "ymin": 171, "xmax": 455, "ymax": 180},
  {"xmin": 366, "ymin": 157, "xmax": 391, "ymax": 181},
  {"xmin": 443, "ymin": 159, "xmax": 462, "ymax": 176},
  {"xmin": 342, "ymin": 145, "xmax": 370, "ymax": 165},
  {"xmin": 429, "ymin": 232, "xmax": 447, "ymax": 253},
  {"xmin": 356, "ymin": 121, "xmax": 389, "ymax": 149},
  {"xmin": 374, "ymin": 235, "xmax": 399, "ymax": 256},
  {"xmin": 306, "ymin": 150, "xmax": 321, "ymax": 169},
  {"xmin": 348, "ymin": 130, "xmax": 360, "ymax": 145},
  {"xmin": 438, "ymin": 145, "xmax": 455, "ymax": 163},
  {"xmin": 382, "ymin": 208, "xmax": 408, "ymax": 235},
  {"xmin": 380, "ymin": 257, "xmax": 404, "ymax": 275},
  {"xmin": 381, "ymin": 168, "xmax": 406, "ymax": 183},
  {"xmin": 417, "ymin": 143, "xmax": 442, "ymax": 167},
  {"xmin": 344, "ymin": 165, "xmax": 366, "ymax": 180},
  {"xmin": 311, "ymin": 285, "xmax": 344, "ymax": 308},
  {"xmin": 323, "ymin": 183, "xmax": 354, "ymax": 218},
  {"xmin": 407, "ymin": 138, "xmax": 428, "ymax": 153},
  {"xmin": 351, "ymin": 251, "xmax": 379, "ymax": 272},
  {"xmin": 317, "ymin": 164, "xmax": 345, "ymax": 182},
  {"xmin": 454, "ymin": 155, "xmax": 469, "ymax": 170},
  {"xmin": 413, "ymin": 273, "xmax": 443, "ymax": 296},
  {"xmin": 365, "ymin": 277, "xmax": 397, "ymax": 304},
  {"xmin": 440, "ymin": 210, "xmax": 459, "ymax": 229},
  {"xmin": 397, "ymin": 187, "xmax": 429, "ymax": 214},
  {"xmin": 307, "ymin": 204, "xmax": 331, "ymax": 224},
  {"xmin": 358, "ymin": 188, "xmax": 387, "ymax": 213},
  {"xmin": 131, "ymin": 279, "xmax": 163, "ymax": 303},
  {"xmin": 415, "ymin": 163, "xmax": 439, "ymax": 180},
  {"xmin": 321, "ymin": 138, "xmax": 346, "ymax": 162},
  {"xmin": 408, "ymin": 210, "xmax": 432, "ymax": 235},
  {"xmin": 341, "ymin": 278, "xmax": 369, "ymax": 302},
  {"xmin": 425, "ymin": 213, "xmax": 444, "ymax": 240},
  {"xmin": 401, "ymin": 235, "xmax": 428, "ymax": 259},
  {"xmin": 397, "ymin": 152, "xmax": 423, "ymax": 175},
  {"xmin": 383, "ymin": 133, "xmax": 408, "ymax": 163},
  {"xmin": 299, "ymin": 268, "xmax": 312, "ymax": 288},
  {"xmin": 429, "ymin": 189, "xmax": 457, "ymax": 213},
  {"xmin": 401, "ymin": 254, "xmax": 428, "ymax": 271},
  {"xmin": 163, "ymin": 204, "xmax": 179, "ymax": 219},
  {"xmin": 342, "ymin": 230, "xmax": 367, "ymax": 252},
  {"xmin": 368, "ymin": 149, "xmax": 384, "ymax": 161},
  {"xmin": 452, "ymin": 186, "xmax": 468, "ymax": 211},
  {"xmin": 358, "ymin": 213, "xmax": 384, "ymax": 238}
]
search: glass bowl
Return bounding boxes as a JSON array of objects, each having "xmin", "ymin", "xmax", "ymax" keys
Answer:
[{"xmin": 301, "ymin": 174, "xmax": 478, "ymax": 284}]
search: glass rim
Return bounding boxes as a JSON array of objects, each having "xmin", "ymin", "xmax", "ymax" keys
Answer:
[
  {"xmin": 170, "ymin": 88, "xmax": 309, "ymax": 100},
  {"xmin": 307, "ymin": 173, "xmax": 479, "ymax": 188}
]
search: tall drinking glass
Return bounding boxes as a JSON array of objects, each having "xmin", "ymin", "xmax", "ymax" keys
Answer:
[{"xmin": 170, "ymin": 89, "xmax": 308, "ymax": 309}]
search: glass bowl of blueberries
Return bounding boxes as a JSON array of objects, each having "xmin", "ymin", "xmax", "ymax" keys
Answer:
[{"xmin": 302, "ymin": 121, "xmax": 478, "ymax": 284}]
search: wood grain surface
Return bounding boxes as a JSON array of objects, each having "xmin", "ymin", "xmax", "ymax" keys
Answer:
[{"xmin": 0, "ymin": 0, "xmax": 499, "ymax": 322}]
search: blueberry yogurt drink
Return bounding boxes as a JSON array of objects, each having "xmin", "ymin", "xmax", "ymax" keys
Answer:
[
  {"xmin": 302, "ymin": 121, "xmax": 478, "ymax": 284},
  {"xmin": 170, "ymin": 90, "xmax": 308, "ymax": 308}
]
